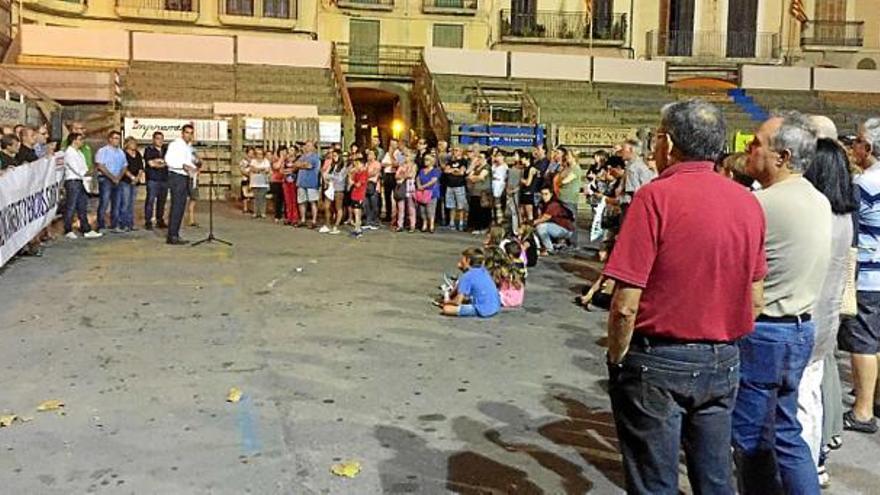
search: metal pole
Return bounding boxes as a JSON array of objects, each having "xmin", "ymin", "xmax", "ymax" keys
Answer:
[{"xmin": 588, "ymin": 0, "xmax": 594, "ymax": 56}]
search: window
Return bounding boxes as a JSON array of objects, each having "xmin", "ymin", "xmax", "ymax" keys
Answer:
[
  {"xmin": 433, "ymin": 24, "xmax": 464, "ymax": 48},
  {"xmin": 264, "ymin": 0, "xmax": 290, "ymax": 18},
  {"xmin": 815, "ymin": 0, "xmax": 847, "ymax": 21},
  {"xmin": 226, "ymin": 0, "xmax": 254, "ymax": 15}
]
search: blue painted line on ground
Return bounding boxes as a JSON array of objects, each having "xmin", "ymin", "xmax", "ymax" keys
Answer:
[{"xmin": 237, "ymin": 394, "xmax": 262, "ymax": 457}]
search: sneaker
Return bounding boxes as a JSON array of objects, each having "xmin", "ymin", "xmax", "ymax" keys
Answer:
[
  {"xmin": 843, "ymin": 410, "xmax": 878, "ymax": 433},
  {"xmin": 328, "ymin": 227, "xmax": 341, "ymax": 235},
  {"xmin": 350, "ymin": 230, "xmax": 363, "ymax": 238},
  {"xmin": 65, "ymin": 232, "xmax": 78, "ymax": 240},
  {"xmin": 83, "ymin": 231, "xmax": 103, "ymax": 239},
  {"xmin": 111, "ymin": 227, "xmax": 124, "ymax": 234},
  {"xmin": 318, "ymin": 225, "xmax": 331, "ymax": 233},
  {"xmin": 817, "ymin": 465, "xmax": 830, "ymax": 489}
]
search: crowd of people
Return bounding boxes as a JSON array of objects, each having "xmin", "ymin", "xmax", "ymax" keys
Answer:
[
  {"xmin": 601, "ymin": 99, "xmax": 880, "ymax": 495},
  {"xmin": 236, "ymin": 135, "xmax": 593, "ymax": 251},
  {"xmin": 6, "ymin": 102, "xmax": 880, "ymax": 494}
]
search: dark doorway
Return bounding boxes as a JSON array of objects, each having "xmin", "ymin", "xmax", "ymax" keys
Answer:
[
  {"xmin": 667, "ymin": 0, "xmax": 695, "ymax": 56},
  {"xmin": 349, "ymin": 87, "xmax": 399, "ymax": 151},
  {"xmin": 510, "ymin": 0, "xmax": 536, "ymax": 36},
  {"xmin": 727, "ymin": 0, "xmax": 758, "ymax": 57}
]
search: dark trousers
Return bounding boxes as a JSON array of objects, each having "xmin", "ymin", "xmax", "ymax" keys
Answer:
[
  {"xmin": 63, "ymin": 179, "xmax": 92, "ymax": 234},
  {"xmin": 608, "ymin": 337, "xmax": 739, "ymax": 495},
  {"xmin": 467, "ymin": 195, "xmax": 491, "ymax": 231},
  {"xmin": 96, "ymin": 177, "xmax": 121, "ymax": 230},
  {"xmin": 365, "ymin": 182, "xmax": 380, "ymax": 225},
  {"xmin": 167, "ymin": 173, "xmax": 189, "ymax": 240},
  {"xmin": 382, "ymin": 172, "xmax": 396, "ymax": 221},
  {"xmin": 145, "ymin": 179, "xmax": 168, "ymax": 227},
  {"xmin": 270, "ymin": 182, "xmax": 284, "ymax": 219}
]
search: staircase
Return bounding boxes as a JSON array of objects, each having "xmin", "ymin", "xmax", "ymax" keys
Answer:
[
  {"xmin": 727, "ymin": 88, "xmax": 769, "ymax": 122},
  {"xmin": 120, "ymin": 61, "xmax": 347, "ymax": 119}
]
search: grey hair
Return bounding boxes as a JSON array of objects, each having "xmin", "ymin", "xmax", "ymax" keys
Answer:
[
  {"xmin": 660, "ymin": 99, "xmax": 727, "ymax": 162},
  {"xmin": 623, "ymin": 138, "xmax": 642, "ymax": 156},
  {"xmin": 770, "ymin": 111, "xmax": 817, "ymax": 173},
  {"xmin": 865, "ymin": 118, "xmax": 880, "ymax": 159}
]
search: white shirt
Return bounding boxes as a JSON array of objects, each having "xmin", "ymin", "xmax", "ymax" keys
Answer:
[
  {"xmin": 249, "ymin": 158, "xmax": 270, "ymax": 188},
  {"xmin": 165, "ymin": 137, "xmax": 195, "ymax": 176},
  {"xmin": 63, "ymin": 145, "xmax": 88, "ymax": 180}
]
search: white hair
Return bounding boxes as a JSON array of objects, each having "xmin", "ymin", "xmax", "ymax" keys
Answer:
[
  {"xmin": 809, "ymin": 115, "xmax": 838, "ymax": 140},
  {"xmin": 865, "ymin": 118, "xmax": 880, "ymax": 159}
]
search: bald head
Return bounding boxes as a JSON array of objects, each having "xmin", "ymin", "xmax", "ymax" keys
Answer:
[{"xmin": 809, "ymin": 115, "xmax": 838, "ymax": 140}]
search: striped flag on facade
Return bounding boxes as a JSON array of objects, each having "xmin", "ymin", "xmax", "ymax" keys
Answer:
[
  {"xmin": 585, "ymin": 0, "xmax": 593, "ymax": 20},
  {"xmin": 790, "ymin": 0, "xmax": 808, "ymax": 23}
]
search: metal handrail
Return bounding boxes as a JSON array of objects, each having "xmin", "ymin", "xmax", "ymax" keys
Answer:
[
  {"xmin": 116, "ymin": 0, "xmax": 198, "ymax": 11},
  {"xmin": 413, "ymin": 59, "xmax": 450, "ymax": 141},
  {"xmin": 645, "ymin": 30, "xmax": 780, "ymax": 59},
  {"xmin": 330, "ymin": 43, "xmax": 355, "ymax": 119}
]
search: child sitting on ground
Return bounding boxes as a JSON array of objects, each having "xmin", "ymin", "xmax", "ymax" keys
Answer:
[
  {"xmin": 490, "ymin": 242, "xmax": 526, "ymax": 308},
  {"xmin": 516, "ymin": 224, "xmax": 540, "ymax": 268},
  {"xmin": 441, "ymin": 248, "xmax": 501, "ymax": 318}
]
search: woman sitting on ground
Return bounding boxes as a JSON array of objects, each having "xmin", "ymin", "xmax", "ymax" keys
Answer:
[{"xmin": 441, "ymin": 248, "xmax": 501, "ymax": 318}]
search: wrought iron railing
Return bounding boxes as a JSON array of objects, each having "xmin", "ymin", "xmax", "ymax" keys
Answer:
[
  {"xmin": 413, "ymin": 60, "xmax": 450, "ymax": 141},
  {"xmin": 422, "ymin": 0, "xmax": 477, "ymax": 12},
  {"xmin": 645, "ymin": 30, "xmax": 780, "ymax": 59},
  {"xmin": 116, "ymin": 0, "xmax": 198, "ymax": 12},
  {"xmin": 801, "ymin": 20, "xmax": 864, "ymax": 47},
  {"xmin": 499, "ymin": 10, "xmax": 626, "ymax": 42},
  {"xmin": 336, "ymin": 43, "xmax": 422, "ymax": 79},
  {"xmin": 219, "ymin": 0, "xmax": 295, "ymax": 18},
  {"xmin": 336, "ymin": 0, "xmax": 393, "ymax": 9}
]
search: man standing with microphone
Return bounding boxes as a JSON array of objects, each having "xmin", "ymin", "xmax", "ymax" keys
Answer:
[{"xmin": 165, "ymin": 124, "xmax": 198, "ymax": 245}]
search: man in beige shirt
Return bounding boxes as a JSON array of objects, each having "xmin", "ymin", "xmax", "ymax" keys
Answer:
[{"xmin": 734, "ymin": 111, "xmax": 831, "ymax": 495}]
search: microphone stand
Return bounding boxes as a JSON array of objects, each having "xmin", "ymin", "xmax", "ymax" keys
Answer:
[{"xmin": 192, "ymin": 121, "xmax": 232, "ymax": 247}]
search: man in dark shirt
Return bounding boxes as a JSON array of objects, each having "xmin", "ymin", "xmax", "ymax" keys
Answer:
[
  {"xmin": 532, "ymin": 145, "xmax": 549, "ymax": 196},
  {"xmin": 444, "ymin": 147, "xmax": 469, "ymax": 231},
  {"xmin": 0, "ymin": 134, "xmax": 21, "ymax": 170},
  {"xmin": 16, "ymin": 127, "xmax": 39, "ymax": 164},
  {"xmin": 143, "ymin": 131, "xmax": 169, "ymax": 229},
  {"xmin": 533, "ymin": 186, "xmax": 573, "ymax": 254}
]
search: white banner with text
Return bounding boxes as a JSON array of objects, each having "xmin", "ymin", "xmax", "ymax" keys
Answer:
[{"xmin": 0, "ymin": 155, "xmax": 64, "ymax": 267}]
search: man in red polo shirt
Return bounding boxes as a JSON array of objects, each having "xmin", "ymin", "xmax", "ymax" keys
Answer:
[{"xmin": 603, "ymin": 99, "xmax": 767, "ymax": 494}]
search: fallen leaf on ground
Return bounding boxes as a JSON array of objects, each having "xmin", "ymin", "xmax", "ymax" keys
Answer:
[
  {"xmin": 330, "ymin": 461, "xmax": 361, "ymax": 478},
  {"xmin": 0, "ymin": 414, "xmax": 17, "ymax": 427},
  {"xmin": 226, "ymin": 387, "xmax": 242, "ymax": 403},
  {"xmin": 37, "ymin": 400, "xmax": 64, "ymax": 412}
]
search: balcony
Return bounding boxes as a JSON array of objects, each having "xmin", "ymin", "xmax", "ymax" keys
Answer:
[
  {"xmin": 336, "ymin": 0, "xmax": 393, "ymax": 12},
  {"xmin": 218, "ymin": 0, "xmax": 296, "ymax": 29},
  {"xmin": 27, "ymin": 0, "xmax": 87, "ymax": 16},
  {"xmin": 336, "ymin": 43, "xmax": 422, "ymax": 80},
  {"xmin": 422, "ymin": 0, "xmax": 477, "ymax": 16},
  {"xmin": 499, "ymin": 10, "xmax": 626, "ymax": 46},
  {"xmin": 115, "ymin": 0, "xmax": 198, "ymax": 22},
  {"xmin": 646, "ymin": 30, "xmax": 780, "ymax": 61},
  {"xmin": 801, "ymin": 20, "xmax": 864, "ymax": 50}
]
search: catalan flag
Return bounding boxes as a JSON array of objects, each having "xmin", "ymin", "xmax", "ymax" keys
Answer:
[
  {"xmin": 585, "ymin": 0, "xmax": 593, "ymax": 20},
  {"xmin": 790, "ymin": 0, "xmax": 808, "ymax": 23}
]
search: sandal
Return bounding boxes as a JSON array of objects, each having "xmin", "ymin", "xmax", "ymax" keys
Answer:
[{"xmin": 843, "ymin": 410, "xmax": 878, "ymax": 433}]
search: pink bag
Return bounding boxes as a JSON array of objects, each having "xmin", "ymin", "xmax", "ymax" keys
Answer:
[{"xmin": 414, "ymin": 189, "xmax": 432, "ymax": 205}]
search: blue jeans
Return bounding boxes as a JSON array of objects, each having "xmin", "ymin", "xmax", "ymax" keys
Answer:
[
  {"xmin": 733, "ymin": 320, "xmax": 820, "ymax": 495},
  {"xmin": 145, "ymin": 179, "xmax": 168, "ymax": 227},
  {"xmin": 535, "ymin": 222, "xmax": 571, "ymax": 252},
  {"xmin": 608, "ymin": 338, "xmax": 739, "ymax": 495},
  {"xmin": 97, "ymin": 176, "xmax": 122, "ymax": 230},
  {"xmin": 63, "ymin": 180, "xmax": 92, "ymax": 234},
  {"xmin": 118, "ymin": 182, "xmax": 136, "ymax": 229}
]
